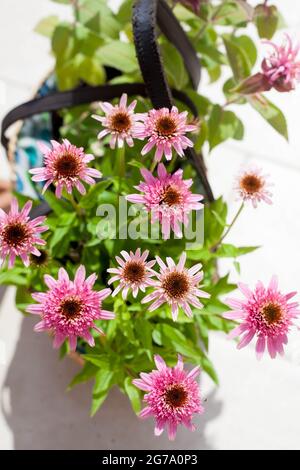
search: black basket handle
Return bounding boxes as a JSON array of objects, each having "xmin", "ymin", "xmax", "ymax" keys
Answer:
[
  {"xmin": 133, "ymin": 0, "xmax": 213, "ymax": 202},
  {"xmin": 1, "ymin": 83, "xmax": 198, "ymax": 150}
]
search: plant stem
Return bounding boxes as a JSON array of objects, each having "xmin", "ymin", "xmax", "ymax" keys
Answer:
[
  {"xmin": 115, "ymin": 145, "xmax": 126, "ymax": 178},
  {"xmin": 72, "ymin": 0, "xmax": 79, "ymax": 26},
  {"xmin": 210, "ymin": 203, "xmax": 244, "ymax": 252},
  {"xmin": 65, "ymin": 191, "xmax": 82, "ymax": 217},
  {"xmin": 195, "ymin": 2, "xmax": 224, "ymax": 40},
  {"xmin": 150, "ymin": 159, "xmax": 158, "ymax": 173}
]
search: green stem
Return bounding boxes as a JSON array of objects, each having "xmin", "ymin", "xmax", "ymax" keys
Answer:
[
  {"xmin": 210, "ymin": 203, "xmax": 244, "ymax": 252},
  {"xmin": 195, "ymin": 2, "xmax": 224, "ymax": 40},
  {"xmin": 150, "ymin": 160, "xmax": 158, "ymax": 173},
  {"xmin": 64, "ymin": 191, "xmax": 83, "ymax": 217},
  {"xmin": 115, "ymin": 145, "xmax": 126, "ymax": 178}
]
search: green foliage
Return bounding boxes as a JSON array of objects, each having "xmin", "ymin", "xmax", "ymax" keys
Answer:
[
  {"xmin": 208, "ymin": 104, "xmax": 244, "ymax": 150},
  {"xmin": 248, "ymin": 94, "xmax": 288, "ymax": 140},
  {"xmin": 255, "ymin": 4, "xmax": 279, "ymax": 40}
]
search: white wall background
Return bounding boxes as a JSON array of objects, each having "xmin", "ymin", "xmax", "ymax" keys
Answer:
[{"xmin": 0, "ymin": 0, "xmax": 300, "ymax": 450}]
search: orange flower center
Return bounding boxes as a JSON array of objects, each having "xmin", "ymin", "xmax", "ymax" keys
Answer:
[
  {"xmin": 162, "ymin": 271, "xmax": 190, "ymax": 300},
  {"xmin": 261, "ymin": 302, "xmax": 283, "ymax": 325},
  {"xmin": 2, "ymin": 222, "xmax": 29, "ymax": 247},
  {"xmin": 123, "ymin": 261, "xmax": 146, "ymax": 283},
  {"xmin": 156, "ymin": 116, "xmax": 177, "ymax": 137},
  {"xmin": 240, "ymin": 174, "xmax": 263, "ymax": 194},
  {"xmin": 110, "ymin": 112, "xmax": 131, "ymax": 133},
  {"xmin": 165, "ymin": 385, "xmax": 188, "ymax": 408},
  {"xmin": 161, "ymin": 186, "xmax": 182, "ymax": 207}
]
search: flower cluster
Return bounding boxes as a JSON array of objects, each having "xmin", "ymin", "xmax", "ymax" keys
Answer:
[
  {"xmin": 107, "ymin": 250, "xmax": 209, "ymax": 321},
  {"xmin": 2, "ymin": 75, "xmax": 300, "ymax": 443}
]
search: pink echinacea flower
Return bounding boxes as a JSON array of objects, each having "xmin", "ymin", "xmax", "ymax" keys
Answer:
[
  {"xmin": 27, "ymin": 265, "xmax": 114, "ymax": 351},
  {"xmin": 92, "ymin": 93, "xmax": 144, "ymax": 149},
  {"xmin": 30, "ymin": 139, "xmax": 102, "ymax": 198},
  {"xmin": 126, "ymin": 163, "xmax": 203, "ymax": 239},
  {"xmin": 235, "ymin": 166, "xmax": 273, "ymax": 207},
  {"xmin": 142, "ymin": 252, "xmax": 209, "ymax": 321},
  {"xmin": 107, "ymin": 248, "xmax": 156, "ymax": 299},
  {"xmin": 224, "ymin": 276, "xmax": 300, "ymax": 359},
  {"xmin": 137, "ymin": 107, "xmax": 197, "ymax": 162},
  {"xmin": 133, "ymin": 354, "xmax": 204, "ymax": 441},
  {"xmin": 0, "ymin": 198, "xmax": 48, "ymax": 268}
]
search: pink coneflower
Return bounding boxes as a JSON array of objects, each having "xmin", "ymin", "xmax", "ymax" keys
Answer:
[
  {"xmin": 29, "ymin": 139, "xmax": 102, "ymax": 198},
  {"xmin": 262, "ymin": 34, "xmax": 300, "ymax": 92},
  {"xmin": 224, "ymin": 276, "xmax": 300, "ymax": 359},
  {"xmin": 92, "ymin": 93, "xmax": 144, "ymax": 149},
  {"xmin": 107, "ymin": 248, "xmax": 156, "ymax": 299},
  {"xmin": 126, "ymin": 163, "xmax": 203, "ymax": 239},
  {"xmin": 137, "ymin": 107, "xmax": 197, "ymax": 162},
  {"xmin": 0, "ymin": 198, "xmax": 48, "ymax": 268},
  {"xmin": 27, "ymin": 265, "xmax": 114, "ymax": 351},
  {"xmin": 142, "ymin": 252, "xmax": 209, "ymax": 321},
  {"xmin": 235, "ymin": 166, "xmax": 273, "ymax": 208},
  {"xmin": 133, "ymin": 354, "xmax": 204, "ymax": 441}
]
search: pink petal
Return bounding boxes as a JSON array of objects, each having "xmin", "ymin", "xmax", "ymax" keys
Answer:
[
  {"xmin": 154, "ymin": 355, "xmax": 166, "ymax": 371},
  {"xmin": 256, "ymin": 335, "xmax": 266, "ymax": 360}
]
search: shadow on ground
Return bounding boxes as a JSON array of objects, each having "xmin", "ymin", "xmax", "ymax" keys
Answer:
[{"xmin": 1, "ymin": 316, "xmax": 222, "ymax": 450}]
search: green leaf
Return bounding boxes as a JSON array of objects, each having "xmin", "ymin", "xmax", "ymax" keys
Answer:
[
  {"xmin": 50, "ymin": 226, "xmax": 71, "ymax": 250},
  {"xmin": 96, "ymin": 41, "xmax": 138, "ymax": 73},
  {"xmin": 57, "ymin": 212, "xmax": 77, "ymax": 227},
  {"xmin": 161, "ymin": 42, "xmax": 189, "ymax": 89},
  {"xmin": 157, "ymin": 324, "xmax": 202, "ymax": 362},
  {"xmin": 185, "ymin": 90, "xmax": 212, "ymax": 116},
  {"xmin": 68, "ymin": 362, "xmax": 98, "ymax": 390},
  {"xmin": 128, "ymin": 159, "xmax": 145, "ymax": 170},
  {"xmin": 197, "ymin": 44, "xmax": 227, "ymax": 66},
  {"xmin": 196, "ymin": 316, "xmax": 209, "ymax": 350},
  {"xmin": 91, "ymin": 369, "xmax": 114, "ymax": 416},
  {"xmin": 124, "ymin": 377, "xmax": 141, "ymax": 414},
  {"xmin": 216, "ymin": 244, "xmax": 259, "ymax": 258},
  {"xmin": 204, "ymin": 197, "xmax": 228, "ymax": 246},
  {"xmin": 135, "ymin": 318, "xmax": 153, "ymax": 357},
  {"xmin": 208, "ymin": 104, "xmax": 244, "ymax": 150},
  {"xmin": 208, "ymin": 274, "xmax": 236, "ymax": 296},
  {"xmin": 52, "ymin": 23, "xmax": 75, "ymax": 67},
  {"xmin": 43, "ymin": 190, "xmax": 73, "ymax": 215},
  {"xmin": 79, "ymin": 179, "xmax": 112, "ymax": 209},
  {"xmin": 200, "ymin": 356, "xmax": 219, "ymax": 384},
  {"xmin": 248, "ymin": 94, "xmax": 288, "ymax": 140},
  {"xmin": 255, "ymin": 5, "xmax": 279, "ymax": 40},
  {"xmin": 0, "ymin": 270, "xmax": 27, "ymax": 286},
  {"xmin": 78, "ymin": 0, "xmax": 120, "ymax": 39},
  {"xmin": 234, "ymin": 35, "xmax": 257, "ymax": 68},
  {"xmin": 83, "ymin": 354, "xmax": 110, "ymax": 368},
  {"xmin": 15, "ymin": 286, "xmax": 32, "ymax": 312},
  {"xmin": 223, "ymin": 77, "xmax": 246, "ymax": 104},
  {"xmin": 223, "ymin": 34, "xmax": 251, "ymax": 81},
  {"xmin": 213, "ymin": 1, "xmax": 249, "ymax": 25},
  {"xmin": 74, "ymin": 53, "xmax": 106, "ymax": 86},
  {"xmin": 35, "ymin": 15, "xmax": 59, "ymax": 38}
]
